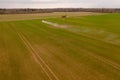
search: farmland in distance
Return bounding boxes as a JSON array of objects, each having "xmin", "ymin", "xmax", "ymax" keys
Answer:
[{"xmin": 0, "ymin": 12, "xmax": 120, "ymax": 80}]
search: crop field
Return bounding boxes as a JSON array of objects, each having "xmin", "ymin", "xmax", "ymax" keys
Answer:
[
  {"xmin": 0, "ymin": 12, "xmax": 102, "ymax": 22},
  {"xmin": 0, "ymin": 13, "xmax": 120, "ymax": 80}
]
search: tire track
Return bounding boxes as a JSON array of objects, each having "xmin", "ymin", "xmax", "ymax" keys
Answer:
[
  {"xmin": 79, "ymin": 48, "xmax": 120, "ymax": 71},
  {"xmin": 68, "ymin": 32, "xmax": 120, "ymax": 71},
  {"xmin": 12, "ymin": 26, "xmax": 60, "ymax": 80}
]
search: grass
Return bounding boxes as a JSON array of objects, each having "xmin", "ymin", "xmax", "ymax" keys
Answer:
[
  {"xmin": 0, "ymin": 13, "xmax": 120, "ymax": 80},
  {"xmin": 46, "ymin": 13, "xmax": 120, "ymax": 64}
]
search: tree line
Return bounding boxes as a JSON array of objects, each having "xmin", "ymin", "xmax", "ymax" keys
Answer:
[{"xmin": 0, "ymin": 8, "xmax": 120, "ymax": 14}]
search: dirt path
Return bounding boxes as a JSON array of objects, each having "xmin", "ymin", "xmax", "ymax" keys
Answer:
[{"xmin": 12, "ymin": 27, "xmax": 60, "ymax": 80}]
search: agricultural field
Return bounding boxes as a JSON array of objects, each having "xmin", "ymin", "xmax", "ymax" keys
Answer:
[
  {"xmin": 0, "ymin": 12, "xmax": 120, "ymax": 80},
  {"xmin": 0, "ymin": 12, "xmax": 102, "ymax": 22}
]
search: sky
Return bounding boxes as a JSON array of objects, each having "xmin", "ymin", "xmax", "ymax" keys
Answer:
[{"xmin": 0, "ymin": 0, "xmax": 120, "ymax": 8}]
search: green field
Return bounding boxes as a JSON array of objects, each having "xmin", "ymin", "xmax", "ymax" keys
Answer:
[{"xmin": 0, "ymin": 13, "xmax": 120, "ymax": 80}]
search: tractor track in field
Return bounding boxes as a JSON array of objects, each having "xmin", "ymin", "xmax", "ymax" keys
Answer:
[
  {"xmin": 73, "ymin": 33, "xmax": 120, "ymax": 71},
  {"xmin": 12, "ymin": 26, "xmax": 60, "ymax": 80},
  {"xmin": 69, "ymin": 32, "xmax": 120, "ymax": 71},
  {"xmin": 42, "ymin": 20, "xmax": 120, "ymax": 71},
  {"xmin": 80, "ymin": 48, "xmax": 120, "ymax": 71}
]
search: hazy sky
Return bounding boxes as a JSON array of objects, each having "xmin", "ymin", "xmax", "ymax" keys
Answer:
[{"xmin": 0, "ymin": 0, "xmax": 120, "ymax": 8}]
